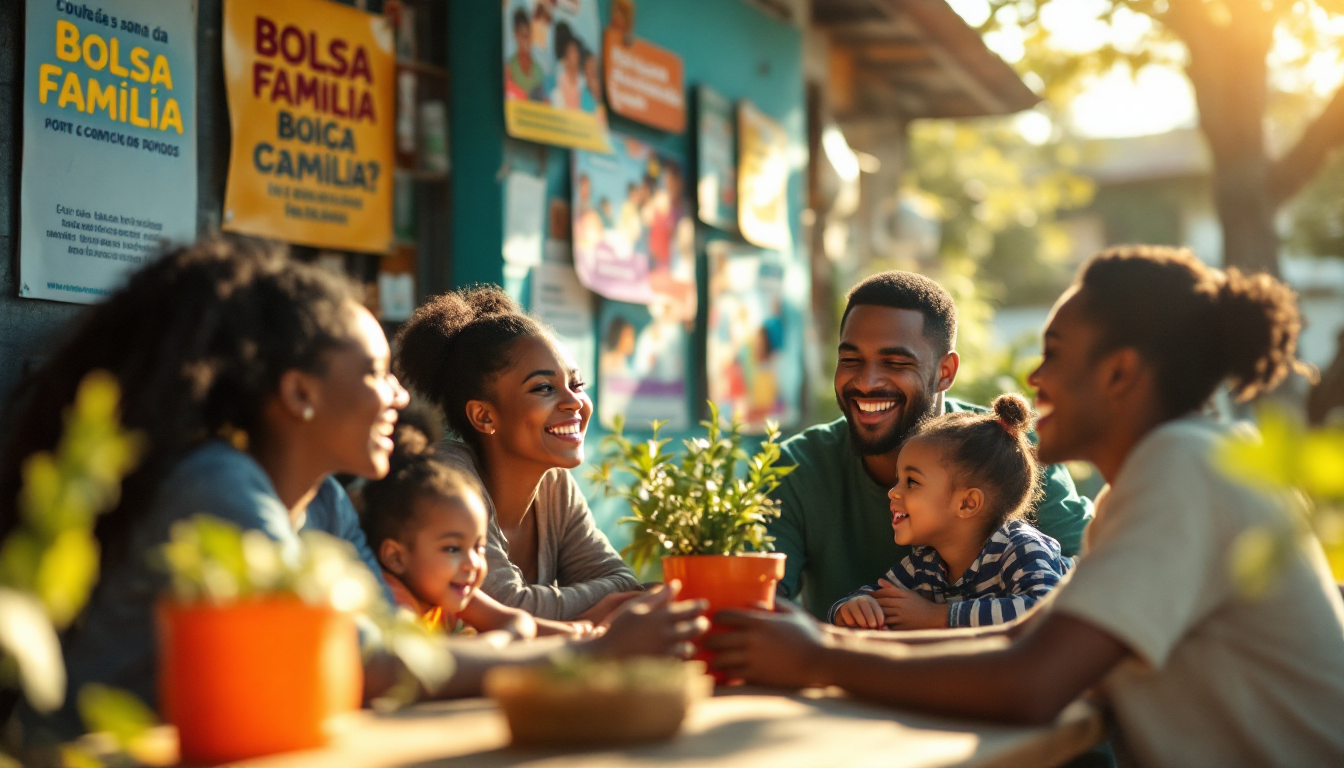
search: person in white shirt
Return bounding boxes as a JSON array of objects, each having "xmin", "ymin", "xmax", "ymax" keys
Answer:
[{"xmin": 709, "ymin": 245, "xmax": 1344, "ymax": 768}]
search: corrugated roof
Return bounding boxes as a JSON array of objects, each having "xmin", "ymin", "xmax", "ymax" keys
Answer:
[{"xmin": 815, "ymin": 0, "xmax": 1040, "ymax": 120}]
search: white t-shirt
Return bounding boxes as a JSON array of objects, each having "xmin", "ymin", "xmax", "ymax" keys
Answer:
[{"xmin": 1049, "ymin": 416, "xmax": 1344, "ymax": 767}]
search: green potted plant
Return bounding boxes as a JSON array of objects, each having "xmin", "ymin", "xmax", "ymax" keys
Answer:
[
  {"xmin": 591, "ymin": 404, "xmax": 794, "ymax": 671},
  {"xmin": 157, "ymin": 516, "xmax": 452, "ymax": 764}
]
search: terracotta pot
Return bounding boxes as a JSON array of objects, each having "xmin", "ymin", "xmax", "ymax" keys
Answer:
[
  {"xmin": 661, "ymin": 553, "xmax": 786, "ymax": 681},
  {"xmin": 157, "ymin": 597, "xmax": 362, "ymax": 764}
]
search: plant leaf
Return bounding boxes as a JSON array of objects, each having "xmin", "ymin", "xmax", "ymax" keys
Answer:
[{"xmin": 0, "ymin": 587, "xmax": 65, "ymax": 713}]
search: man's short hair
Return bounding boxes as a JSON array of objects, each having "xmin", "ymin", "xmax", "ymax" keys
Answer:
[{"xmin": 841, "ymin": 271, "xmax": 957, "ymax": 356}]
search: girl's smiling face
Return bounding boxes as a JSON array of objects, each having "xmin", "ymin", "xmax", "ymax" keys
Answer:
[
  {"xmin": 398, "ymin": 491, "xmax": 489, "ymax": 615},
  {"xmin": 887, "ymin": 437, "xmax": 962, "ymax": 548}
]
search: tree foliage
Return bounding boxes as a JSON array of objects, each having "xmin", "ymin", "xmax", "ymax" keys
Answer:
[{"xmin": 969, "ymin": 0, "xmax": 1344, "ymax": 274}]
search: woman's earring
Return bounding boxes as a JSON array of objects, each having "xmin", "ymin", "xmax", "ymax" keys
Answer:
[{"xmin": 302, "ymin": 406, "xmax": 315, "ymax": 422}]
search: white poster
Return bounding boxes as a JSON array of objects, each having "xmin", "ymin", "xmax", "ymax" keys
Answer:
[
  {"xmin": 532, "ymin": 240, "xmax": 596, "ymax": 383},
  {"xmin": 20, "ymin": 0, "xmax": 198, "ymax": 303}
]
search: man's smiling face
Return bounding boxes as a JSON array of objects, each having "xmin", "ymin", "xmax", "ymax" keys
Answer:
[{"xmin": 834, "ymin": 305, "xmax": 951, "ymax": 457}]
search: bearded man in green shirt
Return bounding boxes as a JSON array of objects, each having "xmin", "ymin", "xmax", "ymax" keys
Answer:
[{"xmin": 770, "ymin": 271, "xmax": 1094, "ymax": 619}]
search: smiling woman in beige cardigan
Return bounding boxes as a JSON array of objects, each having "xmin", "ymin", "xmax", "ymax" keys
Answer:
[{"xmin": 394, "ymin": 286, "xmax": 642, "ymax": 624}]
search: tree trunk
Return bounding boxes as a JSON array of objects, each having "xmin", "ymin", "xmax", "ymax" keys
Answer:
[
  {"xmin": 1210, "ymin": 155, "xmax": 1280, "ymax": 276},
  {"xmin": 1174, "ymin": 2, "xmax": 1281, "ymax": 276}
]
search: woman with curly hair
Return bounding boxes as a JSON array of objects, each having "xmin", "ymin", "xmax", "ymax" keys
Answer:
[
  {"xmin": 395, "ymin": 286, "xmax": 642, "ymax": 624},
  {"xmin": 2, "ymin": 240, "xmax": 702, "ymax": 743}
]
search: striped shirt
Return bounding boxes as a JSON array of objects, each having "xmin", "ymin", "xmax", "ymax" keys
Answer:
[{"xmin": 828, "ymin": 520, "xmax": 1072, "ymax": 627}]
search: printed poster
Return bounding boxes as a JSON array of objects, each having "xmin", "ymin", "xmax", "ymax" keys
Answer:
[
  {"xmin": 696, "ymin": 86, "xmax": 735, "ymax": 231},
  {"xmin": 222, "ymin": 0, "xmax": 396, "ymax": 253},
  {"xmin": 503, "ymin": 0, "xmax": 610, "ymax": 152},
  {"xmin": 572, "ymin": 134, "xmax": 695, "ymax": 322},
  {"xmin": 531, "ymin": 240, "xmax": 596, "ymax": 383},
  {"xmin": 707, "ymin": 241, "xmax": 803, "ymax": 433},
  {"xmin": 603, "ymin": 30, "xmax": 684, "ymax": 133},
  {"xmin": 738, "ymin": 101, "xmax": 791, "ymax": 251},
  {"xmin": 597, "ymin": 299, "xmax": 689, "ymax": 432},
  {"xmin": 20, "ymin": 0, "xmax": 198, "ymax": 304}
]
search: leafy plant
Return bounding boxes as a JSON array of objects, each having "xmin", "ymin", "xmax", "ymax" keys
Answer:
[
  {"xmin": 0, "ymin": 371, "xmax": 142, "ymax": 714},
  {"xmin": 589, "ymin": 403, "xmax": 795, "ymax": 577},
  {"xmin": 1216, "ymin": 404, "xmax": 1344, "ymax": 596},
  {"xmin": 161, "ymin": 516, "xmax": 455, "ymax": 699}
]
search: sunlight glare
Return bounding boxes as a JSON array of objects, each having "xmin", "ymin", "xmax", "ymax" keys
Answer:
[{"xmin": 1068, "ymin": 66, "xmax": 1197, "ymax": 138}]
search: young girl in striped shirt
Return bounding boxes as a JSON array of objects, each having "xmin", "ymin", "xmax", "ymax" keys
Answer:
[{"xmin": 831, "ymin": 393, "xmax": 1071, "ymax": 630}]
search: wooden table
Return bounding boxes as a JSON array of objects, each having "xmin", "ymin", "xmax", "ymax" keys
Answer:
[{"xmin": 220, "ymin": 688, "xmax": 1105, "ymax": 768}]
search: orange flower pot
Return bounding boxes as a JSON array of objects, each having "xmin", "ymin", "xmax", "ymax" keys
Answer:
[
  {"xmin": 157, "ymin": 597, "xmax": 362, "ymax": 764},
  {"xmin": 661, "ymin": 553, "xmax": 786, "ymax": 682}
]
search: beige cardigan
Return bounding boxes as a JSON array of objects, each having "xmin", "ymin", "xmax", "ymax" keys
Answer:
[{"xmin": 436, "ymin": 440, "xmax": 640, "ymax": 620}]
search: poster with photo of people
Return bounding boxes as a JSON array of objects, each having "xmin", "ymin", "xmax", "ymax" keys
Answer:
[
  {"xmin": 597, "ymin": 299, "xmax": 690, "ymax": 432},
  {"xmin": 707, "ymin": 241, "xmax": 803, "ymax": 433},
  {"xmin": 572, "ymin": 133, "xmax": 696, "ymax": 322},
  {"xmin": 503, "ymin": 0, "xmax": 610, "ymax": 152}
]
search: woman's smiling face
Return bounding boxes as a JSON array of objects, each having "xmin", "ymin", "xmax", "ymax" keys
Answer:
[
  {"xmin": 479, "ymin": 334, "xmax": 592, "ymax": 470},
  {"xmin": 887, "ymin": 437, "xmax": 960, "ymax": 548}
]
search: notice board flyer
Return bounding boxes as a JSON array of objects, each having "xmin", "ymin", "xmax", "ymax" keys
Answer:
[
  {"xmin": 20, "ymin": 0, "xmax": 199, "ymax": 305},
  {"xmin": 222, "ymin": 0, "xmax": 396, "ymax": 253}
]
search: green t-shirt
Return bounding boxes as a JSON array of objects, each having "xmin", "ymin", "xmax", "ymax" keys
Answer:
[{"xmin": 768, "ymin": 398, "xmax": 1094, "ymax": 619}]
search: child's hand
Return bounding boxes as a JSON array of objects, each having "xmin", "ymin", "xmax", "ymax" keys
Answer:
[
  {"xmin": 834, "ymin": 594, "xmax": 885, "ymax": 630},
  {"xmin": 870, "ymin": 579, "xmax": 948, "ymax": 630}
]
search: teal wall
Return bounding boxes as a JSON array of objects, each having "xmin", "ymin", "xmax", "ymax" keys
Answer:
[{"xmin": 447, "ymin": 0, "xmax": 808, "ymax": 547}]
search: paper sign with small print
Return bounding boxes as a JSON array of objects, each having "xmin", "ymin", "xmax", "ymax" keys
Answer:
[
  {"xmin": 221, "ymin": 0, "xmax": 396, "ymax": 253},
  {"xmin": 20, "ymin": 0, "xmax": 198, "ymax": 304}
]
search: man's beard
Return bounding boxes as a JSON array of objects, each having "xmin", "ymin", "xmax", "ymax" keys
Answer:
[{"xmin": 838, "ymin": 379, "xmax": 940, "ymax": 457}]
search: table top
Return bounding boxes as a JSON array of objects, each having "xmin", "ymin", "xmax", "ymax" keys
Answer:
[{"xmin": 220, "ymin": 688, "xmax": 1105, "ymax": 768}]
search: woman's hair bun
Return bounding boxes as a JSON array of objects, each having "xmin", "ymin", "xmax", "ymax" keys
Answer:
[
  {"xmin": 991, "ymin": 393, "xmax": 1033, "ymax": 436},
  {"xmin": 395, "ymin": 285, "xmax": 521, "ymax": 402}
]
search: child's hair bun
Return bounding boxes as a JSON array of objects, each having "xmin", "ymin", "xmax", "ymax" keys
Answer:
[
  {"xmin": 991, "ymin": 393, "xmax": 1033, "ymax": 437},
  {"xmin": 387, "ymin": 423, "xmax": 433, "ymax": 473}
]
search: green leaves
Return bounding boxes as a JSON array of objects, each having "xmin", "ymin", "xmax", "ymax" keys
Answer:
[
  {"xmin": 1216, "ymin": 404, "xmax": 1344, "ymax": 502},
  {"xmin": 161, "ymin": 516, "xmax": 381, "ymax": 615},
  {"xmin": 77, "ymin": 685, "xmax": 158, "ymax": 751},
  {"xmin": 1216, "ymin": 404, "xmax": 1344, "ymax": 594},
  {"xmin": 0, "ymin": 371, "xmax": 141, "ymax": 726},
  {"xmin": 590, "ymin": 402, "xmax": 795, "ymax": 578}
]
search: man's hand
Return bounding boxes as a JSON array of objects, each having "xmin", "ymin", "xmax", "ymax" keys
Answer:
[
  {"xmin": 586, "ymin": 581, "xmax": 708, "ymax": 658},
  {"xmin": 578, "ymin": 590, "xmax": 645, "ymax": 625},
  {"xmin": 834, "ymin": 594, "xmax": 885, "ymax": 630},
  {"xmin": 704, "ymin": 600, "xmax": 831, "ymax": 689},
  {"xmin": 871, "ymin": 579, "xmax": 948, "ymax": 630}
]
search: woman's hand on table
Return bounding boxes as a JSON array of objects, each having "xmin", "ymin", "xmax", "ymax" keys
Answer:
[
  {"xmin": 535, "ymin": 617, "xmax": 597, "ymax": 638},
  {"xmin": 871, "ymin": 580, "xmax": 949, "ymax": 631},
  {"xmin": 578, "ymin": 590, "xmax": 646, "ymax": 625},
  {"xmin": 706, "ymin": 600, "xmax": 832, "ymax": 689},
  {"xmin": 585, "ymin": 581, "xmax": 708, "ymax": 658}
]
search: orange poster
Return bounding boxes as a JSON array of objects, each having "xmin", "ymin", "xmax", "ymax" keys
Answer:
[
  {"xmin": 603, "ymin": 29, "xmax": 684, "ymax": 133},
  {"xmin": 222, "ymin": 0, "xmax": 395, "ymax": 253}
]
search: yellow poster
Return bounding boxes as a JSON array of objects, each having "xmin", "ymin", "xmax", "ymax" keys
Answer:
[
  {"xmin": 737, "ymin": 101, "xmax": 792, "ymax": 251},
  {"xmin": 222, "ymin": 0, "xmax": 395, "ymax": 253},
  {"xmin": 503, "ymin": 0, "xmax": 610, "ymax": 152}
]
